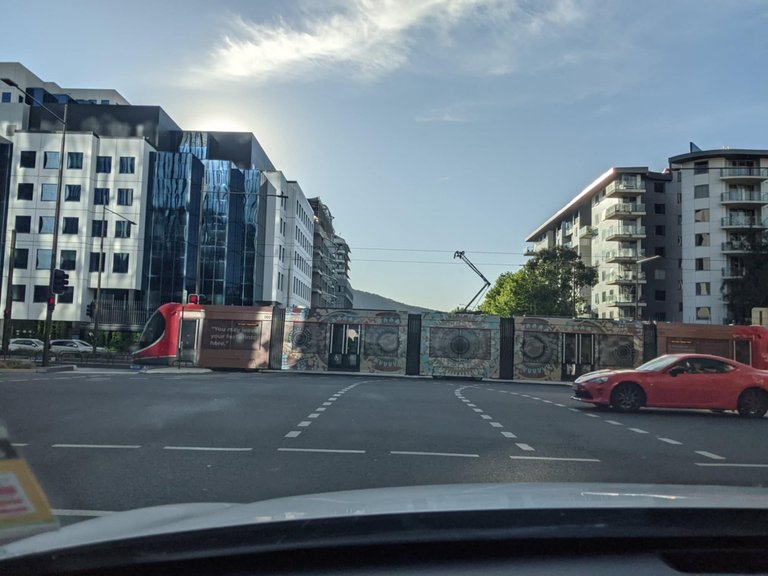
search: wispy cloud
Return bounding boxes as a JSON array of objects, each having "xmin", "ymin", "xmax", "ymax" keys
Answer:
[
  {"xmin": 415, "ymin": 102, "xmax": 476, "ymax": 123},
  {"xmin": 196, "ymin": 0, "xmax": 590, "ymax": 84}
]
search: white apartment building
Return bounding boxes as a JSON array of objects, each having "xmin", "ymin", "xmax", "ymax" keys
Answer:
[{"xmin": 668, "ymin": 147, "xmax": 768, "ymax": 324}]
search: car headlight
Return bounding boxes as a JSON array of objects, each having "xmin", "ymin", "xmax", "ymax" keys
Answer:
[{"xmin": 586, "ymin": 376, "xmax": 609, "ymax": 384}]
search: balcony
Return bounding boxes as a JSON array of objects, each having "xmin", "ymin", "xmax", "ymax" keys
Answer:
[
  {"xmin": 605, "ymin": 271, "xmax": 646, "ymax": 285},
  {"xmin": 524, "ymin": 244, "xmax": 536, "ymax": 256},
  {"xmin": 606, "ymin": 294, "xmax": 644, "ymax": 307},
  {"xmin": 578, "ymin": 225, "xmax": 595, "ymax": 239},
  {"xmin": 604, "ymin": 248, "xmax": 645, "ymax": 264},
  {"xmin": 720, "ymin": 190, "xmax": 768, "ymax": 206},
  {"xmin": 603, "ymin": 203, "xmax": 645, "ymax": 220},
  {"xmin": 602, "ymin": 225, "xmax": 646, "ymax": 241},
  {"xmin": 605, "ymin": 178, "xmax": 644, "ymax": 198},
  {"xmin": 720, "ymin": 167, "xmax": 768, "ymax": 182},
  {"xmin": 721, "ymin": 241, "xmax": 751, "ymax": 253},
  {"xmin": 720, "ymin": 216, "xmax": 766, "ymax": 229},
  {"xmin": 722, "ymin": 267, "xmax": 745, "ymax": 279},
  {"xmin": 561, "ymin": 222, "xmax": 573, "ymax": 236}
]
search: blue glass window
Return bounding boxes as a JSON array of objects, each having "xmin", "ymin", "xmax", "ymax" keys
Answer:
[
  {"xmin": 39, "ymin": 217, "xmax": 54, "ymax": 234},
  {"xmin": 17, "ymin": 183, "xmax": 33, "ymax": 200},
  {"xmin": 89, "ymin": 252, "xmax": 105, "ymax": 272},
  {"xmin": 94, "ymin": 188, "xmax": 109, "ymax": 205},
  {"xmin": 62, "ymin": 217, "xmax": 78, "ymax": 234},
  {"xmin": 115, "ymin": 221, "xmax": 131, "ymax": 238},
  {"xmin": 65, "ymin": 184, "xmax": 81, "ymax": 201},
  {"xmin": 11, "ymin": 285, "xmax": 25, "ymax": 302},
  {"xmin": 33, "ymin": 286, "xmax": 49, "ymax": 303},
  {"xmin": 119, "ymin": 156, "xmax": 135, "ymax": 174},
  {"xmin": 15, "ymin": 215, "xmax": 31, "ymax": 233},
  {"xmin": 117, "ymin": 188, "xmax": 133, "ymax": 206},
  {"xmin": 43, "ymin": 152, "xmax": 60, "ymax": 169},
  {"xmin": 58, "ymin": 286, "xmax": 74, "ymax": 304},
  {"xmin": 41, "ymin": 183, "xmax": 57, "ymax": 201},
  {"xmin": 91, "ymin": 220, "xmax": 107, "ymax": 237},
  {"xmin": 1, "ymin": 92, "xmax": 11, "ymax": 103},
  {"xmin": 96, "ymin": 156, "xmax": 112, "ymax": 173},
  {"xmin": 19, "ymin": 151, "xmax": 36, "ymax": 168},
  {"xmin": 60, "ymin": 250, "xmax": 77, "ymax": 271},
  {"xmin": 112, "ymin": 253, "xmax": 129, "ymax": 273},
  {"xmin": 36, "ymin": 249, "xmax": 52, "ymax": 270},
  {"xmin": 14, "ymin": 249, "xmax": 28, "ymax": 269},
  {"xmin": 67, "ymin": 152, "xmax": 83, "ymax": 169}
]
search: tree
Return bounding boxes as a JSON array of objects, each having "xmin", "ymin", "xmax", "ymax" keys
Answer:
[
  {"xmin": 479, "ymin": 247, "xmax": 598, "ymax": 317},
  {"xmin": 722, "ymin": 231, "xmax": 768, "ymax": 323}
]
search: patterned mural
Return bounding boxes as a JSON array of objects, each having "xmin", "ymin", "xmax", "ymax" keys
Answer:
[
  {"xmin": 420, "ymin": 312, "xmax": 501, "ymax": 378},
  {"xmin": 512, "ymin": 316, "xmax": 643, "ymax": 381}
]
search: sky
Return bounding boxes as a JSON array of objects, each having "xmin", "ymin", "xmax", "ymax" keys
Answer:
[{"xmin": 5, "ymin": 0, "xmax": 768, "ymax": 311}]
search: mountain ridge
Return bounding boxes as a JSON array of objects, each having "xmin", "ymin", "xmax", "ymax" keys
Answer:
[{"xmin": 351, "ymin": 288, "xmax": 438, "ymax": 313}]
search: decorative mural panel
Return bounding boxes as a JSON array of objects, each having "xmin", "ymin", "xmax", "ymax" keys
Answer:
[
  {"xmin": 420, "ymin": 313, "xmax": 500, "ymax": 378},
  {"xmin": 428, "ymin": 328, "xmax": 491, "ymax": 360},
  {"xmin": 596, "ymin": 334, "xmax": 636, "ymax": 367}
]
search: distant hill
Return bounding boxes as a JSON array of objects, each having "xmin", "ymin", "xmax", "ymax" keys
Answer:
[{"xmin": 352, "ymin": 289, "xmax": 438, "ymax": 313}]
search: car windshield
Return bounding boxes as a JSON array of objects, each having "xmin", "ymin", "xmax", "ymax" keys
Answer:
[{"xmin": 3, "ymin": 0, "xmax": 768, "ymax": 559}]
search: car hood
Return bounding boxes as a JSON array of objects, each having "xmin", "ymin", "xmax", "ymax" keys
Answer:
[
  {"xmin": 2, "ymin": 483, "xmax": 768, "ymax": 559},
  {"xmin": 575, "ymin": 368, "xmax": 637, "ymax": 382}
]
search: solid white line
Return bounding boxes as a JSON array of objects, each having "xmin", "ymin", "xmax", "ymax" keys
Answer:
[
  {"xmin": 658, "ymin": 438, "xmax": 682, "ymax": 445},
  {"xmin": 278, "ymin": 448, "xmax": 365, "ymax": 454},
  {"xmin": 585, "ymin": 413, "xmax": 600, "ymax": 418},
  {"xmin": 490, "ymin": 422, "xmax": 504, "ymax": 428},
  {"xmin": 628, "ymin": 428, "xmax": 649, "ymax": 434},
  {"xmin": 501, "ymin": 431, "xmax": 517, "ymax": 438},
  {"xmin": 605, "ymin": 420, "xmax": 623, "ymax": 426},
  {"xmin": 695, "ymin": 450, "xmax": 726, "ymax": 460},
  {"xmin": 11, "ymin": 443, "xmax": 28, "ymax": 447},
  {"xmin": 554, "ymin": 403, "xmax": 566, "ymax": 407},
  {"xmin": 52, "ymin": 443, "xmax": 140, "ymax": 449},
  {"xmin": 297, "ymin": 421, "xmax": 312, "ymax": 427},
  {"xmin": 510, "ymin": 456, "xmax": 601, "ymax": 462},
  {"xmin": 390, "ymin": 450, "xmax": 479, "ymax": 458},
  {"xmin": 163, "ymin": 446, "xmax": 252, "ymax": 452},
  {"xmin": 308, "ymin": 413, "xmax": 320, "ymax": 419},
  {"xmin": 515, "ymin": 443, "xmax": 535, "ymax": 451},
  {"xmin": 285, "ymin": 431, "xmax": 302, "ymax": 438},
  {"xmin": 695, "ymin": 463, "xmax": 768, "ymax": 468},
  {"xmin": 53, "ymin": 509, "xmax": 113, "ymax": 517}
]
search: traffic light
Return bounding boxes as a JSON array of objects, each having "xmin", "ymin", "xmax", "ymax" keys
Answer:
[
  {"xmin": 47, "ymin": 295, "xmax": 56, "ymax": 311},
  {"xmin": 52, "ymin": 269, "xmax": 69, "ymax": 295},
  {"xmin": 86, "ymin": 302, "xmax": 95, "ymax": 318},
  {"xmin": 187, "ymin": 294, "xmax": 205, "ymax": 304}
]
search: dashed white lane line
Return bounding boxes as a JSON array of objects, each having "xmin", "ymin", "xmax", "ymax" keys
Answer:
[
  {"xmin": 542, "ymin": 400, "xmax": 552, "ymax": 404},
  {"xmin": 163, "ymin": 446, "xmax": 252, "ymax": 452},
  {"xmin": 11, "ymin": 443, "xmax": 28, "ymax": 447},
  {"xmin": 510, "ymin": 456, "xmax": 601, "ymax": 462},
  {"xmin": 554, "ymin": 403, "xmax": 566, "ymax": 407},
  {"xmin": 322, "ymin": 402, "xmax": 333, "ymax": 406},
  {"xmin": 489, "ymin": 422, "xmax": 504, "ymax": 428},
  {"xmin": 473, "ymin": 408, "xmax": 484, "ymax": 413},
  {"xmin": 284, "ymin": 431, "xmax": 302, "ymax": 438},
  {"xmin": 52, "ymin": 443, "xmax": 140, "ymax": 449},
  {"xmin": 695, "ymin": 463, "xmax": 768, "ymax": 468},
  {"xmin": 391, "ymin": 450, "xmax": 479, "ymax": 458},
  {"xmin": 568, "ymin": 408, "xmax": 579, "ymax": 412},
  {"xmin": 515, "ymin": 443, "xmax": 535, "ymax": 452},
  {"xmin": 316, "ymin": 407, "xmax": 327, "ymax": 412},
  {"xmin": 308, "ymin": 413, "xmax": 320, "ymax": 419},
  {"xmin": 658, "ymin": 438, "xmax": 682, "ymax": 445},
  {"xmin": 467, "ymin": 403, "xmax": 476, "ymax": 407},
  {"xmin": 278, "ymin": 448, "xmax": 365, "ymax": 454},
  {"xmin": 628, "ymin": 428, "xmax": 649, "ymax": 434},
  {"xmin": 501, "ymin": 431, "xmax": 517, "ymax": 438},
  {"xmin": 695, "ymin": 450, "xmax": 726, "ymax": 460},
  {"xmin": 481, "ymin": 415, "xmax": 492, "ymax": 420},
  {"xmin": 585, "ymin": 413, "xmax": 600, "ymax": 418},
  {"xmin": 297, "ymin": 421, "xmax": 312, "ymax": 427},
  {"xmin": 605, "ymin": 420, "xmax": 623, "ymax": 426}
]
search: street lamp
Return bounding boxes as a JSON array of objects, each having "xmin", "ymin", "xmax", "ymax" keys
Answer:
[
  {"xmin": 635, "ymin": 254, "xmax": 662, "ymax": 321},
  {"xmin": 92, "ymin": 204, "xmax": 136, "ymax": 353},
  {"xmin": 2, "ymin": 78, "xmax": 68, "ymax": 366}
]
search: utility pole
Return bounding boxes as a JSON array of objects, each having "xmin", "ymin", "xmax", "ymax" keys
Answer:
[{"xmin": 2, "ymin": 230, "xmax": 17, "ymax": 353}]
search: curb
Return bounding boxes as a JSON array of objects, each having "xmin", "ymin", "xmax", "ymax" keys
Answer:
[
  {"xmin": 143, "ymin": 367, "xmax": 213, "ymax": 374},
  {"xmin": 261, "ymin": 369, "xmax": 573, "ymax": 386},
  {"xmin": 36, "ymin": 365, "xmax": 76, "ymax": 373}
]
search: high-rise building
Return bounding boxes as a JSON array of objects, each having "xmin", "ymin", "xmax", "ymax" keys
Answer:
[
  {"xmin": 332, "ymin": 235, "xmax": 353, "ymax": 309},
  {"xmin": 308, "ymin": 197, "xmax": 338, "ymax": 308}
]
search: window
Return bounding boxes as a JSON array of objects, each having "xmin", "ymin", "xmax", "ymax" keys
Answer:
[
  {"xmin": 696, "ymin": 306, "xmax": 711, "ymax": 320},
  {"xmin": 96, "ymin": 156, "xmax": 112, "ymax": 173},
  {"xmin": 67, "ymin": 152, "xmax": 83, "ymax": 169},
  {"xmin": 60, "ymin": 250, "xmax": 77, "ymax": 270},
  {"xmin": 62, "ymin": 217, "xmax": 79, "ymax": 234},
  {"xmin": 677, "ymin": 214, "xmax": 682, "ymax": 225},
  {"xmin": 41, "ymin": 183, "xmax": 57, "ymax": 201},
  {"xmin": 89, "ymin": 252, "xmax": 105, "ymax": 272},
  {"xmin": 115, "ymin": 221, "xmax": 131, "ymax": 238},
  {"xmin": 655, "ymin": 225, "xmax": 665, "ymax": 236},
  {"xmin": 15, "ymin": 216, "xmax": 31, "ymax": 233},
  {"xmin": 19, "ymin": 151, "xmax": 36, "ymax": 168},
  {"xmin": 696, "ymin": 282, "xmax": 711, "ymax": 296},
  {"xmin": 694, "ymin": 209, "xmax": 710, "ymax": 222},
  {"xmin": 694, "ymin": 161, "xmax": 708, "ymax": 175},
  {"xmin": 117, "ymin": 188, "xmax": 133, "ymax": 206},
  {"xmin": 58, "ymin": 286, "xmax": 74, "ymax": 304},
  {"xmin": 36, "ymin": 249, "xmax": 52, "ymax": 270},
  {"xmin": 694, "ymin": 184, "xmax": 709, "ymax": 199},
  {"xmin": 654, "ymin": 182, "xmax": 665, "ymax": 194},
  {"xmin": 655, "ymin": 290, "xmax": 666, "ymax": 301},
  {"xmin": 39, "ymin": 216, "xmax": 54, "ymax": 234},
  {"xmin": 11, "ymin": 285, "xmax": 25, "ymax": 303},
  {"xmin": 113, "ymin": 253, "xmax": 129, "ymax": 273},
  {"xmin": 676, "ymin": 170, "xmax": 682, "ymax": 182},
  {"xmin": 14, "ymin": 249, "xmax": 28, "ymax": 269},
  {"xmin": 94, "ymin": 188, "xmax": 109, "ymax": 205},
  {"xmin": 654, "ymin": 203, "xmax": 665, "ymax": 215},
  {"xmin": 33, "ymin": 286, "xmax": 50, "ymax": 303},
  {"xmin": 1, "ymin": 91, "xmax": 10, "ymax": 103},
  {"xmin": 17, "ymin": 183, "xmax": 33, "ymax": 200},
  {"xmin": 43, "ymin": 151, "xmax": 60, "ymax": 169},
  {"xmin": 654, "ymin": 247, "xmax": 665, "ymax": 257},
  {"xmin": 64, "ymin": 184, "xmax": 81, "ymax": 201},
  {"xmin": 92, "ymin": 220, "xmax": 107, "ymax": 237},
  {"xmin": 695, "ymin": 257, "xmax": 710, "ymax": 271},
  {"xmin": 654, "ymin": 269, "xmax": 666, "ymax": 280},
  {"xmin": 695, "ymin": 233, "xmax": 710, "ymax": 246},
  {"xmin": 118, "ymin": 156, "xmax": 135, "ymax": 174}
]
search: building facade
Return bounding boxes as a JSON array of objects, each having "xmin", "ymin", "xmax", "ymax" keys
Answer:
[
  {"xmin": 333, "ymin": 235, "xmax": 353, "ymax": 309},
  {"xmin": 308, "ymin": 197, "xmax": 337, "ymax": 307}
]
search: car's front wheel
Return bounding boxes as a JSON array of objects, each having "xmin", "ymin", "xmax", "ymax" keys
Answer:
[
  {"xmin": 610, "ymin": 382, "xmax": 645, "ymax": 413},
  {"xmin": 737, "ymin": 388, "xmax": 768, "ymax": 418}
]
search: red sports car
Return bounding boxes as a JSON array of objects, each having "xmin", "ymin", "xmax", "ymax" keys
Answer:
[{"xmin": 572, "ymin": 354, "xmax": 768, "ymax": 417}]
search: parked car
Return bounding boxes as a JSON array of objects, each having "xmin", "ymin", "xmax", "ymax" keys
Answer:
[
  {"xmin": 7, "ymin": 338, "xmax": 45, "ymax": 353},
  {"xmin": 49, "ymin": 339, "xmax": 107, "ymax": 355},
  {"xmin": 573, "ymin": 353, "xmax": 768, "ymax": 418}
]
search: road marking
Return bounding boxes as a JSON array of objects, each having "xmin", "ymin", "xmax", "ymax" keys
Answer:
[
  {"xmin": 510, "ymin": 392, "xmax": 519, "ymax": 395},
  {"xmin": 53, "ymin": 509, "xmax": 113, "ymax": 517},
  {"xmin": 284, "ymin": 431, "xmax": 302, "ymax": 438},
  {"xmin": 297, "ymin": 421, "xmax": 312, "ymax": 427},
  {"xmin": 315, "ymin": 407, "xmax": 326, "ymax": 412},
  {"xmin": 308, "ymin": 413, "xmax": 320, "ymax": 419},
  {"xmin": 585, "ymin": 413, "xmax": 600, "ymax": 418},
  {"xmin": 473, "ymin": 408, "xmax": 483, "ymax": 413},
  {"xmin": 481, "ymin": 415, "xmax": 492, "ymax": 420},
  {"xmin": 278, "ymin": 448, "xmax": 365, "ymax": 454},
  {"xmin": 695, "ymin": 463, "xmax": 768, "ymax": 468},
  {"xmin": 510, "ymin": 456, "xmax": 601, "ymax": 463},
  {"xmin": 515, "ymin": 443, "xmax": 535, "ymax": 451},
  {"xmin": 605, "ymin": 420, "xmax": 623, "ymax": 426},
  {"xmin": 322, "ymin": 402, "xmax": 332, "ymax": 406},
  {"xmin": 163, "ymin": 446, "xmax": 252, "ymax": 452},
  {"xmin": 568, "ymin": 408, "xmax": 579, "ymax": 412},
  {"xmin": 531, "ymin": 397, "xmax": 541, "ymax": 400},
  {"xmin": 542, "ymin": 400, "xmax": 553, "ymax": 404},
  {"xmin": 52, "ymin": 443, "xmax": 140, "ymax": 449},
  {"xmin": 467, "ymin": 403, "xmax": 476, "ymax": 407},
  {"xmin": 695, "ymin": 450, "xmax": 726, "ymax": 460},
  {"xmin": 327, "ymin": 398, "xmax": 337, "ymax": 402},
  {"xmin": 490, "ymin": 422, "xmax": 503, "ymax": 428},
  {"xmin": 11, "ymin": 443, "xmax": 28, "ymax": 447},
  {"xmin": 554, "ymin": 403, "xmax": 566, "ymax": 407},
  {"xmin": 628, "ymin": 428, "xmax": 649, "ymax": 434},
  {"xmin": 658, "ymin": 438, "xmax": 682, "ymax": 445},
  {"xmin": 390, "ymin": 451, "xmax": 479, "ymax": 458},
  {"xmin": 501, "ymin": 431, "xmax": 517, "ymax": 438}
]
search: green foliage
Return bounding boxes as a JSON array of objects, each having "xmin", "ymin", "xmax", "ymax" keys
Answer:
[
  {"xmin": 723, "ymin": 232, "xmax": 768, "ymax": 323},
  {"xmin": 479, "ymin": 247, "xmax": 598, "ymax": 317}
]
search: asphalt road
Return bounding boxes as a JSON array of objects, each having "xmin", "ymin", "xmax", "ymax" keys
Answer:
[{"xmin": 1, "ymin": 369, "xmax": 767, "ymax": 524}]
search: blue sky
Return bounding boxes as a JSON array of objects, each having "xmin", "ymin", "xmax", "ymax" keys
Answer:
[{"xmin": 6, "ymin": 0, "xmax": 768, "ymax": 310}]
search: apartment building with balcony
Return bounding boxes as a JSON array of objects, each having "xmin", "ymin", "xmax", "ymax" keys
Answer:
[
  {"xmin": 668, "ymin": 147, "xmax": 768, "ymax": 324},
  {"xmin": 525, "ymin": 167, "xmax": 677, "ymax": 321}
]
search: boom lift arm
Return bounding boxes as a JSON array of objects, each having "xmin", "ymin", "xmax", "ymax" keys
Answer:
[{"xmin": 453, "ymin": 251, "xmax": 491, "ymax": 313}]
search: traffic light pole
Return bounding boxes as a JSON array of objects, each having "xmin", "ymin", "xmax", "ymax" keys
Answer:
[
  {"xmin": 41, "ymin": 103, "xmax": 68, "ymax": 367},
  {"xmin": 92, "ymin": 203, "xmax": 106, "ymax": 354},
  {"xmin": 2, "ymin": 230, "xmax": 17, "ymax": 354}
]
